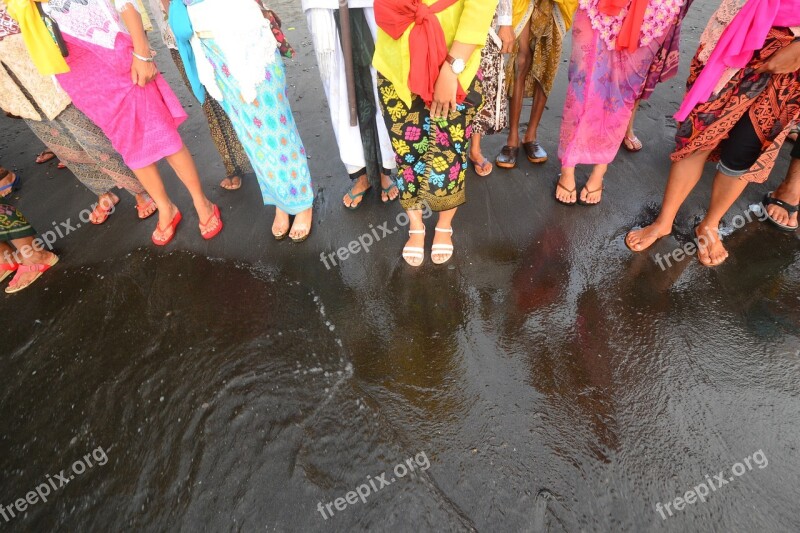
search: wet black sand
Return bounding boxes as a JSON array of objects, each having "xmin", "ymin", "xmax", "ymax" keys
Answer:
[{"xmin": 1, "ymin": 1, "xmax": 799, "ymax": 531}]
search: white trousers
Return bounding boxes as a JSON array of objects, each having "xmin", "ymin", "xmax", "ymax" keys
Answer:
[{"xmin": 306, "ymin": 8, "xmax": 396, "ymax": 175}]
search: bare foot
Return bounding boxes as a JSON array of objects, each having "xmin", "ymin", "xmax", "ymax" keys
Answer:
[
  {"xmin": 0, "ymin": 170, "xmax": 16, "ymax": 198},
  {"xmin": 89, "ymin": 192, "xmax": 119, "ymax": 224},
  {"xmin": 579, "ymin": 167, "xmax": 605, "ymax": 205},
  {"xmin": 625, "ymin": 222, "xmax": 671, "ymax": 252},
  {"xmin": 220, "ymin": 176, "xmax": 242, "ymax": 190},
  {"xmin": 6, "ymin": 251, "xmax": 58, "ymax": 293},
  {"xmin": 431, "ymin": 226, "xmax": 454, "ymax": 264},
  {"xmin": 153, "ymin": 203, "xmax": 180, "ymax": 243},
  {"xmin": 135, "ymin": 193, "xmax": 158, "ymax": 220},
  {"xmin": 555, "ymin": 173, "xmax": 577, "ymax": 204},
  {"xmin": 273, "ymin": 208, "xmax": 290, "ymax": 239},
  {"xmin": 289, "ymin": 207, "xmax": 313, "ymax": 243},
  {"xmin": 695, "ymin": 223, "xmax": 728, "ymax": 267},
  {"xmin": 403, "ymin": 225, "xmax": 426, "ymax": 266},
  {"xmin": 380, "ymin": 173, "xmax": 399, "ymax": 202},
  {"xmin": 344, "ymin": 174, "xmax": 371, "ymax": 208},
  {"xmin": 766, "ymin": 187, "xmax": 800, "ymax": 230}
]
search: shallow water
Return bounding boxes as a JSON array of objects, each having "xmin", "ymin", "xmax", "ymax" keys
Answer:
[{"xmin": 2, "ymin": 1, "xmax": 800, "ymax": 532}]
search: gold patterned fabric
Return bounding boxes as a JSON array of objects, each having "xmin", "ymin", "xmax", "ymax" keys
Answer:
[
  {"xmin": 505, "ymin": 0, "xmax": 564, "ymax": 98},
  {"xmin": 0, "ymin": 195, "xmax": 36, "ymax": 242},
  {"xmin": 169, "ymin": 49, "xmax": 252, "ymax": 179}
]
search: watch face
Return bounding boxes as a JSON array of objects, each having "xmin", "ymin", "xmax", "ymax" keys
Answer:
[{"xmin": 452, "ymin": 58, "xmax": 466, "ymax": 74}]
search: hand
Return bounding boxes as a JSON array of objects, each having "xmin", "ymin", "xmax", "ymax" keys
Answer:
[
  {"xmin": 430, "ymin": 66, "xmax": 459, "ymax": 120},
  {"xmin": 131, "ymin": 53, "xmax": 158, "ymax": 87},
  {"xmin": 498, "ymin": 26, "xmax": 514, "ymax": 54},
  {"xmin": 756, "ymin": 41, "xmax": 800, "ymax": 74}
]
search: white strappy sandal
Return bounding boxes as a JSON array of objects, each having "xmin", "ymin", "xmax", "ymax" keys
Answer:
[
  {"xmin": 432, "ymin": 226, "xmax": 454, "ymax": 265},
  {"xmin": 403, "ymin": 228, "xmax": 426, "ymax": 266}
]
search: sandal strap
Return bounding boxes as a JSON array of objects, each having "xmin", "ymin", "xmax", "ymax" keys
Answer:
[
  {"xmin": 408, "ymin": 229, "xmax": 426, "ymax": 235},
  {"xmin": 556, "ymin": 182, "xmax": 576, "ymax": 194},
  {"xmin": 434, "ymin": 227, "xmax": 453, "ymax": 234},
  {"xmin": 0, "ymin": 262, "xmax": 18, "ymax": 271},
  {"xmin": 17, "ymin": 263, "xmax": 51, "ymax": 274},
  {"xmin": 431, "ymin": 244, "xmax": 454, "ymax": 250},
  {"xmin": 765, "ymin": 193, "xmax": 799, "ymax": 214},
  {"xmin": 347, "ymin": 187, "xmax": 370, "ymax": 200}
]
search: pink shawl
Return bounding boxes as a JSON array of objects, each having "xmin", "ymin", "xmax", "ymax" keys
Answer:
[{"xmin": 675, "ymin": 0, "xmax": 800, "ymax": 121}]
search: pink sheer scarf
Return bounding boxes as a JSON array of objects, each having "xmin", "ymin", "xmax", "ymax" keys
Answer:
[{"xmin": 675, "ymin": 0, "xmax": 800, "ymax": 121}]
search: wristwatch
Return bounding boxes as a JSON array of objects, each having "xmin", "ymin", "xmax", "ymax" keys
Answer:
[{"xmin": 446, "ymin": 55, "xmax": 466, "ymax": 75}]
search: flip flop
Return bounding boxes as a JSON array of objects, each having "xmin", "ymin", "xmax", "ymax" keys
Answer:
[
  {"xmin": 220, "ymin": 176, "xmax": 242, "ymax": 191},
  {"xmin": 200, "ymin": 204, "xmax": 223, "ymax": 240},
  {"xmin": 0, "ymin": 170, "xmax": 21, "ymax": 197},
  {"xmin": 136, "ymin": 196, "xmax": 158, "ymax": 220},
  {"xmin": 554, "ymin": 176, "xmax": 576, "ymax": 206},
  {"xmin": 5, "ymin": 254, "xmax": 59, "ymax": 294},
  {"xmin": 89, "ymin": 193, "xmax": 120, "ymax": 225},
  {"xmin": 344, "ymin": 185, "xmax": 370, "ymax": 210},
  {"xmin": 470, "ymin": 157, "xmax": 493, "ymax": 177},
  {"xmin": 35, "ymin": 151, "xmax": 56, "ymax": 164},
  {"xmin": 622, "ymin": 134, "xmax": 643, "ymax": 152},
  {"xmin": 577, "ymin": 185, "xmax": 604, "ymax": 206},
  {"xmin": 763, "ymin": 192, "xmax": 799, "ymax": 232},
  {"xmin": 0, "ymin": 261, "xmax": 18, "ymax": 283},
  {"xmin": 152, "ymin": 209, "xmax": 182, "ymax": 246},
  {"xmin": 381, "ymin": 184, "xmax": 398, "ymax": 203}
]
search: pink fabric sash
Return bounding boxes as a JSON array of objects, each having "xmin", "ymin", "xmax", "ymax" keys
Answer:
[{"xmin": 675, "ymin": 0, "xmax": 800, "ymax": 121}]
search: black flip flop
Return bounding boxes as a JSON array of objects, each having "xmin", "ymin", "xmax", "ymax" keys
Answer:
[{"xmin": 763, "ymin": 192, "xmax": 799, "ymax": 232}]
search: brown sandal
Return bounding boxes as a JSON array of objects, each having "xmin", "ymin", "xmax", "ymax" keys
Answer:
[
  {"xmin": 555, "ymin": 178, "xmax": 577, "ymax": 206},
  {"xmin": 577, "ymin": 185, "xmax": 604, "ymax": 206}
]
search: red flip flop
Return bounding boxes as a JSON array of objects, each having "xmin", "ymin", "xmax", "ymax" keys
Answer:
[
  {"xmin": 0, "ymin": 261, "xmax": 19, "ymax": 283},
  {"xmin": 152, "ymin": 210, "xmax": 182, "ymax": 246},
  {"xmin": 200, "ymin": 204, "xmax": 223, "ymax": 240}
]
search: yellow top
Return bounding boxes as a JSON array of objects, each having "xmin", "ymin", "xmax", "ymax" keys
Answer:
[
  {"xmin": 372, "ymin": 0, "xmax": 499, "ymax": 106},
  {"xmin": 6, "ymin": 0, "xmax": 69, "ymax": 75}
]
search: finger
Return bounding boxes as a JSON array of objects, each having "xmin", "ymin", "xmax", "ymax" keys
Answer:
[
  {"xmin": 440, "ymin": 101, "xmax": 450, "ymax": 119},
  {"xmin": 131, "ymin": 68, "xmax": 137, "ymax": 85},
  {"xmin": 431, "ymin": 102, "xmax": 440, "ymax": 119}
]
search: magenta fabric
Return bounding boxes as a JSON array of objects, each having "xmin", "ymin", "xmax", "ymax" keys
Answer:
[
  {"xmin": 675, "ymin": 0, "xmax": 800, "ymax": 121},
  {"xmin": 558, "ymin": 10, "xmax": 668, "ymax": 167},
  {"xmin": 55, "ymin": 33, "xmax": 188, "ymax": 170}
]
